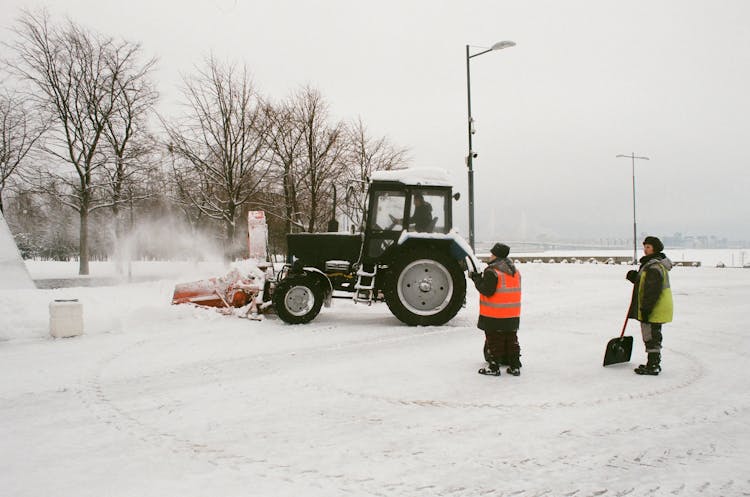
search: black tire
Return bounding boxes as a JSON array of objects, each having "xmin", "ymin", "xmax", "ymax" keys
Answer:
[
  {"xmin": 384, "ymin": 248, "xmax": 467, "ymax": 326},
  {"xmin": 273, "ymin": 275, "xmax": 324, "ymax": 324}
]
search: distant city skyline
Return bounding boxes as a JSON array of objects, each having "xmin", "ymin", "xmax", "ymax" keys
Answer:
[{"xmin": 477, "ymin": 233, "xmax": 749, "ymax": 252}]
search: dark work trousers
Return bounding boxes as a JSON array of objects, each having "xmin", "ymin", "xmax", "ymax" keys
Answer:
[
  {"xmin": 640, "ymin": 322, "xmax": 663, "ymax": 353},
  {"xmin": 483, "ymin": 330, "xmax": 521, "ymax": 367}
]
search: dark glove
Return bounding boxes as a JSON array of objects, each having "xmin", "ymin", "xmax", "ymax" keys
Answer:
[
  {"xmin": 469, "ymin": 271, "xmax": 481, "ymax": 283},
  {"xmin": 626, "ymin": 270, "xmax": 638, "ymax": 283}
]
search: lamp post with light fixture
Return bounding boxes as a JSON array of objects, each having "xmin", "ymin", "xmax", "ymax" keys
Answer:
[
  {"xmin": 466, "ymin": 40, "xmax": 515, "ymax": 253},
  {"xmin": 616, "ymin": 152, "xmax": 650, "ymax": 264}
]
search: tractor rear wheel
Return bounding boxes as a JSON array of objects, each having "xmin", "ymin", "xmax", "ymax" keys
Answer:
[
  {"xmin": 273, "ymin": 275, "xmax": 324, "ymax": 324},
  {"xmin": 384, "ymin": 248, "xmax": 466, "ymax": 326}
]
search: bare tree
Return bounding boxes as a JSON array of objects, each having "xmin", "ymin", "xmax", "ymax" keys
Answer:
[
  {"xmin": 341, "ymin": 117, "xmax": 409, "ymax": 228},
  {"xmin": 263, "ymin": 100, "xmax": 305, "ymax": 234},
  {"xmin": 164, "ymin": 57, "xmax": 271, "ymax": 254},
  {"xmin": 263, "ymin": 90, "xmax": 407, "ymax": 235},
  {"xmin": 0, "ymin": 90, "xmax": 47, "ymax": 213},
  {"xmin": 7, "ymin": 10, "xmax": 154, "ymax": 274},
  {"xmin": 293, "ymin": 86, "xmax": 345, "ymax": 233},
  {"xmin": 166, "ymin": 143, "xmax": 210, "ymax": 232},
  {"xmin": 102, "ymin": 48, "xmax": 158, "ymax": 239}
]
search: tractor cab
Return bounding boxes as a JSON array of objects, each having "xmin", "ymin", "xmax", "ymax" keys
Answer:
[{"xmin": 363, "ymin": 171, "xmax": 454, "ymax": 262}]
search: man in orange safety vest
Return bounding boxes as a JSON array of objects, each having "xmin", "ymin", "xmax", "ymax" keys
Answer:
[{"xmin": 470, "ymin": 243, "xmax": 522, "ymax": 376}]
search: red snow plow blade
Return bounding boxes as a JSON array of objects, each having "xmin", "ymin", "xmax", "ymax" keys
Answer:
[
  {"xmin": 172, "ymin": 266, "xmax": 263, "ymax": 311},
  {"xmin": 172, "ymin": 276, "xmax": 253, "ymax": 308}
]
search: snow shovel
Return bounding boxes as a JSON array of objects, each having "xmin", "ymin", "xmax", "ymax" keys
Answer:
[{"xmin": 603, "ymin": 311, "xmax": 634, "ymax": 367}]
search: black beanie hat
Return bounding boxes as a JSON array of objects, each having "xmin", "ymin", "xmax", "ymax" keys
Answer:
[
  {"xmin": 491, "ymin": 243, "xmax": 510, "ymax": 259},
  {"xmin": 643, "ymin": 236, "xmax": 664, "ymax": 253}
]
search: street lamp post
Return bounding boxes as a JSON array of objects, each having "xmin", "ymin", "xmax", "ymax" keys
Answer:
[
  {"xmin": 616, "ymin": 153, "xmax": 650, "ymax": 264},
  {"xmin": 466, "ymin": 41, "xmax": 515, "ymax": 253}
]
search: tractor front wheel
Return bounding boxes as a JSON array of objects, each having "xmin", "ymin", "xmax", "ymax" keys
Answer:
[
  {"xmin": 273, "ymin": 275, "xmax": 324, "ymax": 324},
  {"xmin": 384, "ymin": 248, "xmax": 466, "ymax": 326}
]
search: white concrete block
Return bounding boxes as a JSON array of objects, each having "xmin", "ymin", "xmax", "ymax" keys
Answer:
[{"xmin": 49, "ymin": 300, "xmax": 84, "ymax": 338}]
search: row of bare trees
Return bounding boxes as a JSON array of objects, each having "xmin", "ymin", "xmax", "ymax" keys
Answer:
[{"xmin": 1, "ymin": 10, "xmax": 408, "ymax": 274}]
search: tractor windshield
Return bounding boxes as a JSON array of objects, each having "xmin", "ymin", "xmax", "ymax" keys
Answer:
[{"xmin": 371, "ymin": 191, "xmax": 406, "ymax": 231}]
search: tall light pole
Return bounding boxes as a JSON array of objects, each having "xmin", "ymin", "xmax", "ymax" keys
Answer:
[
  {"xmin": 616, "ymin": 153, "xmax": 650, "ymax": 264},
  {"xmin": 466, "ymin": 40, "xmax": 515, "ymax": 253}
]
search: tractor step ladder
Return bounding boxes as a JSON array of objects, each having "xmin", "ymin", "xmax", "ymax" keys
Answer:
[{"xmin": 353, "ymin": 264, "xmax": 378, "ymax": 305}]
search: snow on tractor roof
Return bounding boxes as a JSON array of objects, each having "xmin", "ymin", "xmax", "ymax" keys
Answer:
[{"xmin": 370, "ymin": 167, "xmax": 452, "ymax": 187}]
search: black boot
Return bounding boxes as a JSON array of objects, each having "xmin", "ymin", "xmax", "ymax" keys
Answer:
[
  {"xmin": 506, "ymin": 356, "xmax": 521, "ymax": 376},
  {"xmin": 478, "ymin": 360, "xmax": 501, "ymax": 376},
  {"xmin": 635, "ymin": 352, "xmax": 661, "ymax": 375}
]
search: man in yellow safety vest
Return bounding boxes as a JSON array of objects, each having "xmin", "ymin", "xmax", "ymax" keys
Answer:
[{"xmin": 626, "ymin": 236, "xmax": 674, "ymax": 376}]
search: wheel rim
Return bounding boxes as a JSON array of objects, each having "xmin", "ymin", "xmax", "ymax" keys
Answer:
[
  {"xmin": 396, "ymin": 258, "xmax": 454, "ymax": 316},
  {"xmin": 284, "ymin": 285, "xmax": 315, "ymax": 316}
]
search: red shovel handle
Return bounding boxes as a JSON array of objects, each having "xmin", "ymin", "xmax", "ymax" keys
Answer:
[
  {"xmin": 619, "ymin": 313, "xmax": 629, "ymax": 338},
  {"xmin": 620, "ymin": 294, "xmax": 634, "ymax": 338}
]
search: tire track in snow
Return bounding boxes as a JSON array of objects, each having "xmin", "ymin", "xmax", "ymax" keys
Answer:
[
  {"xmin": 322, "ymin": 345, "xmax": 706, "ymax": 411},
  {"xmin": 73, "ymin": 318, "xmax": 750, "ymax": 497},
  {"xmin": 73, "ymin": 328, "xmax": 473, "ymax": 494},
  {"xmin": 77, "ymin": 351, "xmax": 377, "ymax": 491}
]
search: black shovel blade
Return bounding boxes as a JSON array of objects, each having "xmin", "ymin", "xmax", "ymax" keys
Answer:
[{"xmin": 603, "ymin": 336, "xmax": 634, "ymax": 366}]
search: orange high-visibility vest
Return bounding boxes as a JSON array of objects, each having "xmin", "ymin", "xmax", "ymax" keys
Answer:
[{"xmin": 479, "ymin": 267, "xmax": 522, "ymax": 319}]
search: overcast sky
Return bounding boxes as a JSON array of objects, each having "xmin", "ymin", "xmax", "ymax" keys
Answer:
[{"xmin": 2, "ymin": 0, "xmax": 749, "ymax": 243}]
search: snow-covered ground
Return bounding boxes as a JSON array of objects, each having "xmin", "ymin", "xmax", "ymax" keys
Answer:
[{"xmin": 1, "ymin": 254, "xmax": 750, "ymax": 496}]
